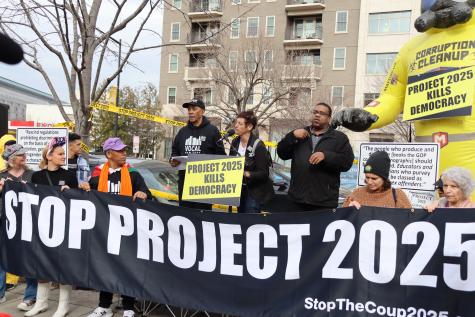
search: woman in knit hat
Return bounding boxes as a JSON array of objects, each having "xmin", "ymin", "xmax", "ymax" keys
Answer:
[{"xmin": 343, "ymin": 150, "xmax": 412, "ymax": 209}]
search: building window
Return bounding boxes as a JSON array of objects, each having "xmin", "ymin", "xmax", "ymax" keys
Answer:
[
  {"xmin": 173, "ymin": 0, "xmax": 181, "ymax": 9},
  {"xmin": 171, "ymin": 23, "xmax": 180, "ymax": 42},
  {"xmin": 169, "ymin": 54, "xmax": 179, "ymax": 73},
  {"xmin": 248, "ymin": 0, "xmax": 260, "ymax": 3},
  {"xmin": 335, "ymin": 11, "xmax": 348, "ymax": 33},
  {"xmin": 289, "ymin": 50, "xmax": 321, "ymax": 65},
  {"xmin": 228, "ymin": 88, "xmax": 236, "ymax": 104},
  {"xmin": 366, "ymin": 53, "xmax": 397, "ymax": 74},
  {"xmin": 364, "ymin": 93, "xmax": 380, "ymax": 106},
  {"xmin": 231, "ymin": 18, "xmax": 240, "ymax": 39},
  {"xmin": 262, "ymin": 83, "xmax": 272, "ymax": 104},
  {"xmin": 193, "ymin": 88, "xmax": 212, "ymax": 106},
  {"xmin": 247, "ymin": 17, "xmax": 259, "ymax": 38},
  {"xmin": 246, "ymin": 87, "xmax": 254, "ymax": 105},
  {"xmin": 167, "ymin": 87, "xmax": 177, "ymax": 104},
  {"xmin": 369, "ymin": 11, "xmax": 411, "ymax": 34},
  {"xmin": 232, "ymin": 0, "xmax": 241, "ymax": 4},
  {"xmin": 331, "ymin": 86, "xmax": 344, "ymax": 107},
  {"xmin": 293, "ymin": 18, "xmax": 321, "ymax": 39},
  {"xmin": 245, "ymin": 50, "xmax": 257, "ymax": 72},
  {"xmin": 229, "ymin": 51, "xmax": 238, "ymax": 70},
  {"xmin": 333, "ymin": 47, "xmax": 346, "ymax": 70},
  {"xmin": 266, "ymin": 16, "xmax": 275, "ymax": 37},
  {"xmin": 264, "ymin": 50, "xmax": 273, "ymax": 70}
]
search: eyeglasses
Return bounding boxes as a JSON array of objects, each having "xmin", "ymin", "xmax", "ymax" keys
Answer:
[{"xmin": 313, "ymin": 111, "xmax": 330, "ymax": 116}]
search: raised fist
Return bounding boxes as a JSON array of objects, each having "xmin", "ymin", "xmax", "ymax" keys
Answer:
[{"xmin": 331, "ymin": 108, "xmax": 379, "ymax": 132}]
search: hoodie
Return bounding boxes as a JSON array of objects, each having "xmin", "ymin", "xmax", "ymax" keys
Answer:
[{"xmin": 171, "ymin": 116, "xmax": 225, "ymax": 198}]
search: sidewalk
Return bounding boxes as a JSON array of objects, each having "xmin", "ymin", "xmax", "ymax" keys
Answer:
[{"xmin": 0, "ymin": 284, "xmax": 180, "ymax": 317}]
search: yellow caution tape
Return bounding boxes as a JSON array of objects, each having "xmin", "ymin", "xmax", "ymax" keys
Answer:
[
  {"xmin": 53, "ymin": 122, "xmax": 75, "ymax": 129},
  {"xmin": 90, "ymin": 102, "xmax": 186, "ymax": 127}
]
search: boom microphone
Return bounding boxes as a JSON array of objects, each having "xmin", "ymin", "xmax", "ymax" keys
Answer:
[{"xmin": 217, "ymin": 129, "xmax": 235, "ymax": 143}]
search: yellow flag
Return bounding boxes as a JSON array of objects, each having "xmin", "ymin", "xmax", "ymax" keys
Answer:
[{"xmin": 108, "ymin": 86, "xmax": 118, "ymax": 105}]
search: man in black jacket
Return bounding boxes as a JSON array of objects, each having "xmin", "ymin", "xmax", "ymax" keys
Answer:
[
  {"xmin": 170, "ymin": 99, "xmax": 225, "ymax": 210},
  {"xmin": 277, "ymin": 102, "xmax": 354, "ymax": 210}
]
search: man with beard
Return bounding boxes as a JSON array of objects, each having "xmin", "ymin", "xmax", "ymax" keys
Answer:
[
  {"xmin": 277, "ymin": 102, "xmax": 354, "ymax": 211},
  {"xmin": 331, "ymin": 0, "xmax": 475, "ymax": 200}
]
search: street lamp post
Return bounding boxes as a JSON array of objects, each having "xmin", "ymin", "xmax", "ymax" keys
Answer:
[{"xmin": 114, "ymin": 39, "xmax": 122, "ymax": 137}]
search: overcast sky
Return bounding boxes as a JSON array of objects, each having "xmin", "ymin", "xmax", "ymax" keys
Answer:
[{"xmin": 0, "ymin": 1, "xmax": 164, "ymax": 102}]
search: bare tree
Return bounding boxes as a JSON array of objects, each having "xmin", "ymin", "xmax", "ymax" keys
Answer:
[
  {"xmin": 0, "ymin": 0, "xmax": 164, "ymax": 141},
  {"xmin": 186, "ymin": 35, "xmax": 319, "ymax": 129}
]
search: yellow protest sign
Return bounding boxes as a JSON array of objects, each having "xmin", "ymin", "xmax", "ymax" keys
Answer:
[
  {"xmin": 404, "ymin": 66, "xmax": 474, "ymax": 121},
  {"xmin": 182, "ymin": 155, "xmax": 245, "ymax": 206}
]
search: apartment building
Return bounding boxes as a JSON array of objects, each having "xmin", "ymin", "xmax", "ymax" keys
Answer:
[
  {"xmin": 351, "ymin": 0, "xmax": 421, "ymax": 147},
  {"xmin": 159, "ymin": 0, "xmax": 361, "ymax": 158}
]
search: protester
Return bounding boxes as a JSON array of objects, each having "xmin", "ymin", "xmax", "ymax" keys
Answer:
[
  {"xmin": 68, "ymin": 132, "xmax": 90, "ymax": 184},
  {"xmin": 169, "ymin": 99, "xmax": 225, "ymax": 210},
  {"xmin": 277, "ymin": 102, "xmax": 354, "ymax": 210},
  {"xmin": 0, "ymin": 134, "xmax": 16, "ymax": 171},
  {"xmin": 229, "ymin": 111, "xmax": 274, "ymax": 213},
  {"xmin": 88, "ymin": 137, "xmax": 152, "ymax": 317},
  {"xmin": 0, "ymin": 144, "xmax": 38, "ymax": 310},
  {"xmin": 0, "ymin": 135, "xmax": 20, "ymax": 293},
  {"xmin": 27, "ymin": 137, "xmax": 87, "ymax": 317},
  {"xmin": 425, "ymin": 167, "xmax": 475, "ymax": 212},
  {"xmin": 343, "ymin": 151, "xmax": 412, "ymax": 209}
]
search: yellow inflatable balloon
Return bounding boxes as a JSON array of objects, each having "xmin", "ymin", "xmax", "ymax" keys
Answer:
[{"xmin": 366, "ymin": 14, "xmax": 475, "ymax": 200}]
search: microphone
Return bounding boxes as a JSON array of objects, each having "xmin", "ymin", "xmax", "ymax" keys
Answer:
[
  {"xmin": 217, "ymin": 128, "xmax": 235, "ymax": 143},
  {"xmin": 0, "ymin": 33, "xmax": 24, "ymax": 65}
]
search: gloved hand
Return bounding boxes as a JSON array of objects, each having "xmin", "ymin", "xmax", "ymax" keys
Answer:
[{"xmin": 331, "ymin": 108, "xmax": 379, "ymax": 132}]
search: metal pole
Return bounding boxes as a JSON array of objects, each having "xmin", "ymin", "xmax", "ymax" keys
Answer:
[{"xmin": 114, "ymin": 39, "xmax": 122, "ymax": 136}]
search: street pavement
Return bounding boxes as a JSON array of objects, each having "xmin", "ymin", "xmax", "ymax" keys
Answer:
[{"xmin": 0, "ymin": 283, "xmax": 218, "ymax": 317}]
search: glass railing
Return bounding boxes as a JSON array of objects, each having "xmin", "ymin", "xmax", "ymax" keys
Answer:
[{"xmin": 189, "ymin": 1, "xmax": 222, "ymax": 12}]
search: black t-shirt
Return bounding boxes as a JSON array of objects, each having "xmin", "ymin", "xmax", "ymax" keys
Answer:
[
  {"xmin": 31, "ymin": 168, "xmax": 78, "ymax": 189},
  {"xmin": 68, "ymin": 156, "xmax": 78, "ymax": 173}
]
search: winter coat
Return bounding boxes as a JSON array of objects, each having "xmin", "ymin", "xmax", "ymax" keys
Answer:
[
  {"xmin": 230, "ymin": 133, "xmax": 274, "ymax": 204},
  {"xmin": 277, "ymin": 127, "xmax": 354, "ymax": 208}
]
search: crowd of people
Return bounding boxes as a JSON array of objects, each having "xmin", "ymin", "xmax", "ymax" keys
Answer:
[{"xmin": 0, "ymin": 99, "xmax": 474, "ymax": 317}]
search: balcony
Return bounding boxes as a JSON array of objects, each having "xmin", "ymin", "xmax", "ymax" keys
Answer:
[
  {"xmin": 186, "ymin": 33, "xmax": 221, "ymax": 52},
  {"xmin": 184, "ymin": 66, "xmax": 213, "ymax": 82},
  {"xmin": 285, "ymin": 0, "xmax": 325, "ymax": 16},
  {"xmin": 188, "ymin": 1, "xmax": 223, "ymax": 21},
  {"xmin": 283, "ymin": 28, "xmax": 323, "ymax": 48},
  {"xmin": 282, "ymin": 64, "xmax": 322, "ymax": 81}
]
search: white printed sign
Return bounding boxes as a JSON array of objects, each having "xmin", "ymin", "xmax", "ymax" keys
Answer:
[
  {"xmin": 358, "ymin": 143, "xmax": 439, "ymax": 191},
  {"xmin": 16, "ymin": 128, "xmax": 68, "ymax": 168},
  {"xmin": 404, "ymin": 189, "xmax": 437, "ymax": 209}
]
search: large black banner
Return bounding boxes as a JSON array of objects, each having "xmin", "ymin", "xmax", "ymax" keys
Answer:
[{"xmin": 1, "ymin": 181, "xmax": 475, "ymax": 317}]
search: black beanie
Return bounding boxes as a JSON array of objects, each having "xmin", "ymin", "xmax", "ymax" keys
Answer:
[{"xmin": 364, "ymin": 151, "xmax": 391, "ymax": 180}]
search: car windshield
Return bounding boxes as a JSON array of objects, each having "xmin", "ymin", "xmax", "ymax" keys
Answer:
[{"xmin": 134, "ymin": 166, "xmax": 179, "ymax": 195}]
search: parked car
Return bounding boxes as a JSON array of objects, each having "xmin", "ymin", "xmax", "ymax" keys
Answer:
[{"xmin": 270, "ymin": 161, "xmax": 358, "ymax": 207}]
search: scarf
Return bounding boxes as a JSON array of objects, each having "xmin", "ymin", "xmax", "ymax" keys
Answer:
[{"xmin": 97, "ymin": 161, "xmax": 132, "ymax": 196}]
